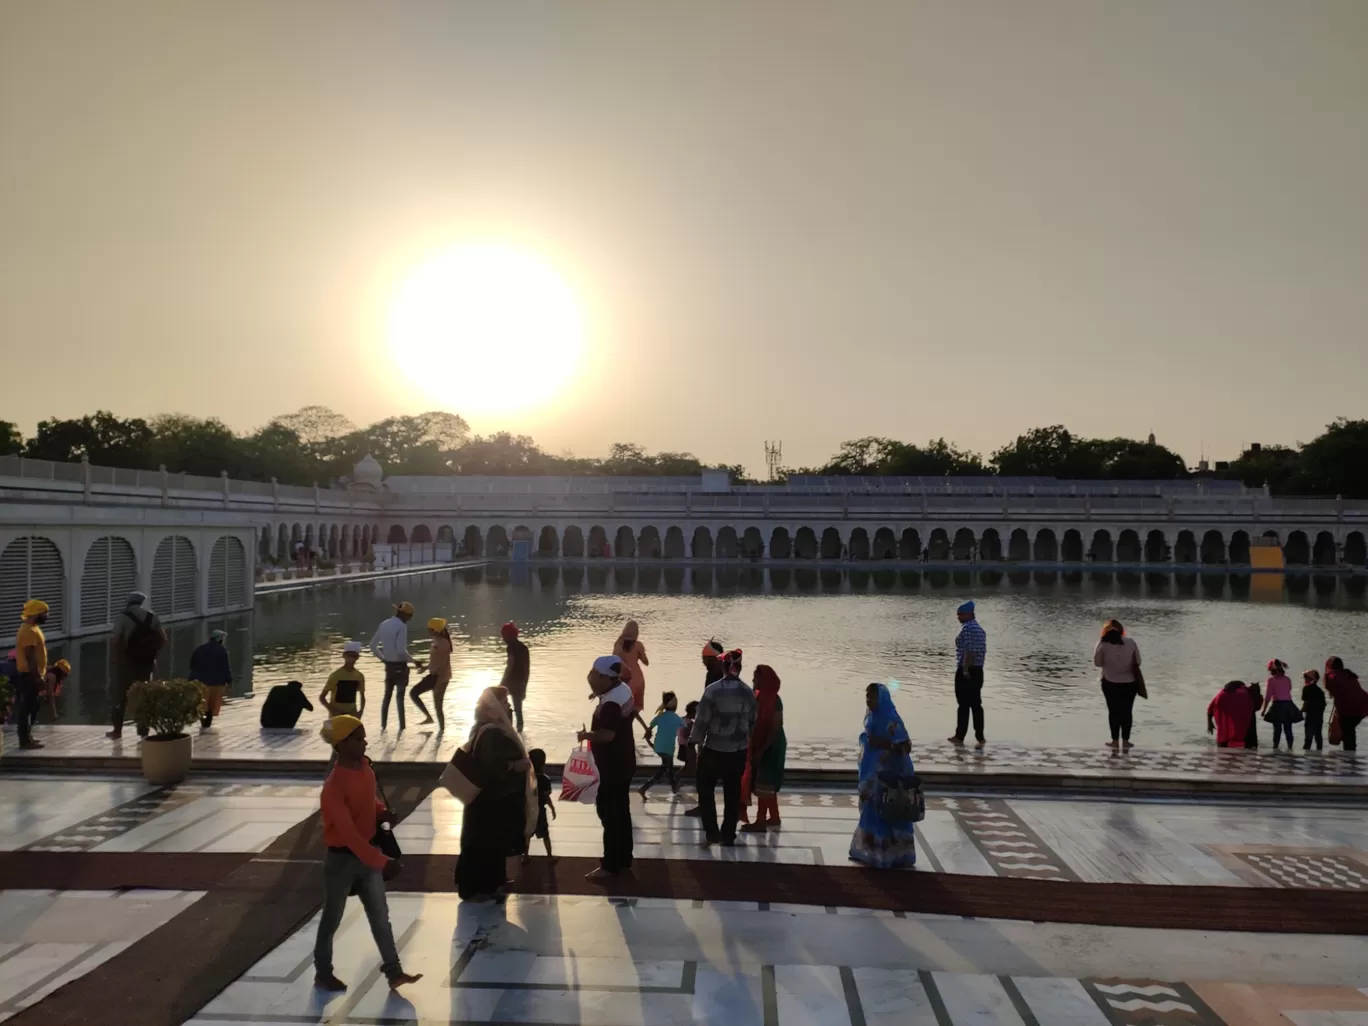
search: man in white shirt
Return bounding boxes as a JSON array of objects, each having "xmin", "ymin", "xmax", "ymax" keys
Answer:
[{"xmin": 369, "ymin": 601, "xmax": 424, "ymax": 732}]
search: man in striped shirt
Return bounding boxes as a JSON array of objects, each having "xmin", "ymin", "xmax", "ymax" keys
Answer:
[{"xmin": 949, "ymin": 600, "xmax": 987, "ymax": 747}]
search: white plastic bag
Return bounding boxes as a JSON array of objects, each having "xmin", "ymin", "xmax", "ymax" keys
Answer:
[{"xmin": 560, "ymin": 744, "xmax": 600, "ymax": 803}]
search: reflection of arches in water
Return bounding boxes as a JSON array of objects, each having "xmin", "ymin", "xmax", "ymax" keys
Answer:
[
  {"xmin": 769, "ymin": 527, "xmax": 791, "ymax": 559},
  {"xmin": 1174, "ymin": 530, "xmax": 1197, "ymax": 564},
  {"xmin": 742, "ymin": 527, "xmax": 764, "ymax": 558},
  {"xmin": 663, "ymin": 526, "xmax": 685, "ymax": 558},
  {"xmin": 1284, "ymin": 530, "xmax": 1310, "ymax": 566},
  {"xmin": 952, "ymin": 528, "xmax": 976, "ymax": 560},
  {"xmin": 716, "ymin": 527, "xmax": 738, "ymax": 559},
  {"xmin": 820, "ymin": 528, "xmax": 842, "ymax": 560},
  {"xmin": 1089, "ymin": 530, "xmax": 1114, "ymax": 563},
  {"xmin": 538, "ymin": 526, "xmax": 559, "ymax": 557},
  {"xmin": 562, "ymin": 526, "xmax": 584, "ymax": 558},
  {"xmin": 1033, "ymin": 529, "xmax": 1058, "ymax": 562},
  {"xmin": 899, "ymin": 528, "xmax": 921, "ymax": 560},
  {"xmin": 638, "ymin": 526, "xmax": 661, "ymax": 559},
  {"xmin": 979, "ymin": 529, "xmax": 1002, "ymax": 562},
  {"xmin": 587, "ymin": 526, "xmax": 608, "ymax": 558},
  {"xmin": 1201, "ymin": 530, "xmax": 1225, "ymax": 564},
  {"xmin": 928, "ymin": 528, "xmax": 950, "ymax": 560},
  {"xmin": 849, "ymin": 528, "xmax": 870, "ymax": 561},
  {"xmin": 1313, "ymin": 531, "xmax": 1337, "ymax": 566},
  {"xmin": 1061, "ymin": 529, "xmax": 1083, "ymax": 562},
  {"xmin": 692, "ymin": 527, "xmax": 714, "ymax": 559},
  {"xmin": 793, "ymin": 527, "xmax": 817, "ymax": 559},
  {"xmin": 872, "ymin": 528, "xmax": 896, "ymax": 559},
  {"xmin": 1007, "ymin": 529, "xmax": 1029, "ymax": 561},
  {"xmin": 1228, "ymin": 530, "xmax": 1251, "ymax": 565}
]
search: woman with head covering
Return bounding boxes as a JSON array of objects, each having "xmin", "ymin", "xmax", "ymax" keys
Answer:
[
  {"xmin": 740, "ymin": 665, "xmax": 787, "ymax": 833},
  {"xmin": 454, "ymin": 687, "xmax": 536, "ymax": 901},
  {"xmin": 410, "ymin": 618, "xmax": 454, "ymax": 732},
  {"xmin": 849, "ymin": 683, "xmax": 917, "ymax": 869},
  {"xmin": 1208, "ymin": 680, "xmax": 1255, "ymax": 748},
  {"xmin": 1325, "ymin": 657, "xmax": 1368, "ymax": 751},
  {"xmin": 613, "ymin": 620, "xmax": 650, "ymax": 715},
  {"xmin": 1093, "ymin": 618, "xmax": 1142, "ymax": 750}
]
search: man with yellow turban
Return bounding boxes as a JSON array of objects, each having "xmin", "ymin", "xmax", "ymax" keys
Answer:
[
  {"xmin": 15, "ymin": 599, "xmax": 50, "ymax": 749},
  {"xmin": 313, "ymin": 715, "xmax": 421, "ymax": 993}
]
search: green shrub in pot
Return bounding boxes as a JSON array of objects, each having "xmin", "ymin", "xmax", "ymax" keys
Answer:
[{"xmin": 130, "ymin": 678, "xmax": 204, "ymax": 739}]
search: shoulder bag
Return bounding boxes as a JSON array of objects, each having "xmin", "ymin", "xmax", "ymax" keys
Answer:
[{"xmin": 1132, "ymin": 649, "xmax": 1147, "ymax": 700}]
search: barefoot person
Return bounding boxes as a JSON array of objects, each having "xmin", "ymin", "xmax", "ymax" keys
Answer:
[
  {"xmin": 614, "ymin": 619, "xmax": 650, "ymax": 715},
  {"xmin": 455, "ymin": 687, "xmax": 533, "ymax": 901},
  {"xmin": 500, "ymin": 622, "xmax": 530, "ymax": 731},
  {"xmin": 691, "ymin": 649, "xmax": 756, "ymax": 847},
  {"xmin": 410, "ymin": 618, "xmax": 453, "ymax": 731},
  {"xmin": 313, "ymin": 716, "xmax": 421, "ymax": 993},
  {"xmin": 14, "ymin": 599, "xmax": 50, "ymax": 750},
  {"xmin": 578, "ymin": 656, "xmax": 637, "ymax": 880},
  {"xmin": 190, "ymin": 630, "xmax": 233, "ymax": 733},
  {"xmin": 108, "ymin": 592, "xmax": 165, "ymax": 740},
  {"xmin": 1093, "ymin": 619, "xmax": 1141, "ymax": 750},
  {"xmin": 948, "ymin": 601, "xmax": 987, "ymax": 747},
  {"xmin": 369, "ymin": 602, "xmax": 424, "ymax": 732}
]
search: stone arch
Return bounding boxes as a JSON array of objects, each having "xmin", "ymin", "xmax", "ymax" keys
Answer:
[
  {"xmin": 1284, "ymin": 530, "xmax": 1310, "ymax": 566},
  {"xmin": 562, "ymin": 526, "xmax": 585, "ymax": 558},
  {"xmin": 587, "ymin": 526, "xmax": 609, "ymax": 558},
  {"xmin": 1313, "ymin": 531, "xmax": 1337, "ymax": 566},
  {"xmin": 1228, "ymin": 530, "xmax": 1251, "ymax": 565},
  {"xmin": 538, "ymin": 526, "xmax": 559, "ymax": 558},
  {"xmin": 79, "ymin": 535, "xmax": 138, "ymax": 630},
  {"xmin": 1201, "ymin": 530, "xmax": 1226, "ymax": 565},
  {"xmin": 151, "ymin": 534, "xmax": 197, "ymax": 617},
  {"xmin": 742, "ymin": 527, "xmax": 765, "ymax": 558},
  {"xmin": 1089, "ymin": 529, "xmax": 1114, "ymax": 563},
  {"xmin": 1173, "ymin": 530, "xmax": 1197, "ymax": 564},
  {"xmin": 304, "ymin": 524, "xmax": 316, "ymax": 552},
  {"xmin": 663, "ymin": 526, "xmax": 686, "ymax": 558},
  {"xmin": 208, "ymin": 535, "xmax": 249, "ymax": 610},
  {"xmin": 1144, "ymin": 530, "xmax": 1168, "ymax": 563},
  {"xmin": 717, "ymin": 526, "xmax": 739, "ymax": 558},
  {"xmin": 258, "ymin": 526, "xmax": 271, "ymax": 561},
  {"xmin": 1, "ymin": 535, "xmax": 66, "ymax": 634},
  {"xmin": 328, "ymin": 524, "xmax": 340, "ymax": 556},
  {"xmin": 1060, "ymin": 529, "xmax": 1083, "ymax": 562},
  {"xmin": 952, "ymin": 528, "xmax": 976, "ymax": 561},
  {"xmin": 291, "ymin": 523, "xmax": 302, "ymax": 545},
  {"xmin": 1008, "ymin": 528, "xmax": 1030, "ymax": 562},
  {"xmin": 511, "ymin": 525, "xmax": 534, "ymax": 544},
  {"xmin": 463, "ymin": 525, "xmax": 484, "ymax": 557},
  {"xmin": 1117, "ymin": 529, "xmax": 1142, "ymax": 563},
  {"xmin": 638, "ymin": 526, "xmax": 662, "ymax": 559},
  {"xmin": 872, "ymin": 528, "xmax": 897, "ymax": 559},
  {"xmin": 436, "ymin": 525, "xmax": 455, "ymax": 543},
  {"xmin": 820, "ymin": 527, "xmax": 843, "ymax": 560},
  {"xmin": 277, "ymin": 524, "xmax": 289, "ymax": 559},
  {"xmin": 411, "ymin": 525, "xmax": 433, "ymax": 544},
  {"xmin": 692, "ymin": 527, "xmax": 714, "ymax": 559},
  {"xmin": 794, "ymin": 527, "xmax": 817, "ymax": 559},
  {"xmin": 849, "ymin": 528, "xmax": 871, "ymax": 561},
  {"xmin": 979, "ymin": 528, "xmax": 1003, "ymax": 562},
  {"xmin": 487, "ymin": 526, "xmax": 510, "ymax": 557},
  {"xmin": 387, "ymin": 525, "xmax": 407, "ymax": 544},
  {"xmin": 614, "ymin": 526, "xmax": 636, "ymax": 558},
  {"xmin": 928, "ymin": 528, "xmax": 951, "ymax": 560},
  {"xmin": 1033, "ymin": 529, "xmax": 1059, "ymax": 562},
  {"xmin": 768, "ymin": 527, "xmax": 791, "ymax": 559},
  {"xmin": 899, "ymin": 528, "xmax": 921, "ymax": 560},
  {"xmin": 1341, "ymin": 530, "xmax": 1365, "ymax": 566}
]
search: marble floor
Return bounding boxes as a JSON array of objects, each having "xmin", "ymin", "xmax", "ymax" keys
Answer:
[
  {"xmin": 189, "ymin": 892, "xmax": 1368, "ymax": 1025},
  {"xmin": 0, "ymin": 888, "xmax": 202, "ymax": 1023}
]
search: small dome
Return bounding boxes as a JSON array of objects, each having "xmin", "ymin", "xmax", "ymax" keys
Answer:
[{"xmin": 353, "ymin": 454, "xmax": 383, "ymax": 486}]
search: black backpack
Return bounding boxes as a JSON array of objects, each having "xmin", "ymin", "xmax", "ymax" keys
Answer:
[{"xmin": 125, "ymin": 610, "xmax": 164, "ymax": 665}]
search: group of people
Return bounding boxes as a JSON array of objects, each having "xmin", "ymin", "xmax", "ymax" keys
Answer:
[{"xmin": 1208, "ymin": 657, "xmax": 1368, "ymax": 752}]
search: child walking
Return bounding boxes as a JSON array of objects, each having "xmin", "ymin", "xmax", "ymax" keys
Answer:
[
  {"xmin": 1302, "ymin": 669, "xmax": 1327, "ymax": 751},
  {"xmin": 525, "ymin": 748, "xmax": 556, "ymax": 861},
  {"xmin": 639, "ymin": 692, "xmax": 684, "ymax": 799}
]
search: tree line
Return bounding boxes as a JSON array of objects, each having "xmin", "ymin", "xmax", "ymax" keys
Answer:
[{"xmin": 2, "ymin": 408, "xmax": 1366, "ymax": 497}]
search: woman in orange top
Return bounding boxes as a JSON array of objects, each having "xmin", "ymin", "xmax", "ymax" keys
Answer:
[{"xmin": 614, "ymin": 620, "xmax": 649, "ymax": 714}]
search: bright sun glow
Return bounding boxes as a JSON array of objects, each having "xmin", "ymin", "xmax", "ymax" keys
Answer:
[{"xmin": 387, "ymin": 243, "xmax": 585, "ymax": 415}]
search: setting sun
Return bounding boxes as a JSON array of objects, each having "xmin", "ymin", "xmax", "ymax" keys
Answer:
[{"xmin": 386, "ymin": 243, "xmax": 585, "ymax": 415}]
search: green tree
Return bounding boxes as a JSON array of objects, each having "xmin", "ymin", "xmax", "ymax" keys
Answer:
[
  {"xmin": 1079, "ymin": 438, "xmax": 1187, "ymax": 479},
  {"xmin": 1221, "ymin": 444, "xmax": 1301, "ymax": 494},
  {"xmin": 447, "ymin": 432, "xmax": 558, "ymax": 474},
  {"xmin": 241, "ymin": 423, "xmax": 324, "ymax": 485},
  {"xmin": 0, "ymin": 420, "xmax": 21, "ymax": 456},
  {"xmin": 1295, "ymin": 419, "xmax": 1368, "ymax": 498},
  {"xmin": 991, "ymin": 425, "xmax": 1081, "ymax": 476},
  {"xmin": 270, "ymin": 406, "xmax": 357, "ymax": 451},
  {"xmin": 148, "ymin": 414, "xmax": 245, "ymax": 477},
  {"xmin": 821, "ymin": 436, "xmax": 984, "ymax": 476},
  {"xmin": 24, "ymin": 411, "xmax": 155, "ymax": 467}
]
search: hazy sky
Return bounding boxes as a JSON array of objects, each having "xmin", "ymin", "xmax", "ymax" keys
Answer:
[{"xmin": 3, "ymin": 1, "xmax": 1366, "ymax": 475}]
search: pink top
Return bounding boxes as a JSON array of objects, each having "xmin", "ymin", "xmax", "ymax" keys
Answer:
[{"xmin": 1265, "ymin": 674, "xmax": 1293, "ymax": 702}]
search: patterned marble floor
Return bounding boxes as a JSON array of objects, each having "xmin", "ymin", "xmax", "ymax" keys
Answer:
[
  {"xmin": 6, "ymin": 717, "xmax": 1367, "ymax": 787},
  {"xmin": 187, "ymin": 893, "xmax": 1368, "ymax": 1025},
  {"xmin": 0, "ymin": 888, "xmax": 202, "ymax": 1023}
]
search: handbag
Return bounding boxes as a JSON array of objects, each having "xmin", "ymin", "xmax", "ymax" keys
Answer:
[
  {"xmin": 354, "ymin": 759, "xmax": 403, "ymax": 889},
  {"xmin": 877, "ymin": 772, "xmax": 925, "ymax": 824},
  {"xmin": 439, "ymin": 727, "xmax": 489, "ymax": 804},
  {"xmin": 1329, "ymin": 709, "xmax": 1343, "ymax": 746},
  {"xmin": 1132, "ymin": 653, "xmax": 1147, "ymax": 700}
]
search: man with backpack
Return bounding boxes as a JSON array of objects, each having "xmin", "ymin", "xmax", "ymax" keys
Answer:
[{"xmin": 108, "ymin": 591, "xmax": 166, "ymax": 740}]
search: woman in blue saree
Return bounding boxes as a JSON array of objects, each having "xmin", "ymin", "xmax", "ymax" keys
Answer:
[{"xmin": 849, "ymin": 683, "xmax": 917, "ymax": 869}]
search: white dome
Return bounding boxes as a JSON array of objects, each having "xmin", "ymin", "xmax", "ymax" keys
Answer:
[{"xmin": 353, "ymin": 454, "xmax": 383, "ymax": 486}]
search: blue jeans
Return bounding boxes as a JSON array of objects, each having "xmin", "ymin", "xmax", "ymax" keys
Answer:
[
  {"xmin": 314, "ymin": 850, "xmax": 402, "ymax": 980},
  {"xmin": 1273, "ymin": 720, "xmax": 1294, "ymax": 747}
]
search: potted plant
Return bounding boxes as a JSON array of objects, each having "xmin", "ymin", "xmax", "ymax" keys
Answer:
[{"xmin": 129, "ymin": 678, "xmax": 204, "ymax": 784}]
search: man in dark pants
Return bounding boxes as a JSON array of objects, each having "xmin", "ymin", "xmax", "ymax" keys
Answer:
[
  {"xmin": 500, "ymin": 622, "xmax": 530, "ymax": 731},
  {"xmin": 108, "ymin": 592, "xmax": 165, "ymax": 740},
  {"xmin": 15, "ymin": 599, "xmax": 51, "ymax": 750},
  {"xmin": 948, "ymin": 600, "xmax": 988, "ymax": 747},
  {"xmin": 579, "ymin": 655, "xmax": 636, "ymax": 880},
  {"xmin": 690, "ymin": 648, "xmax": 756, "ymax": 847},
  {"xmin": 369, "ymin": 601, "xmax": 423, "ymax": 732}
]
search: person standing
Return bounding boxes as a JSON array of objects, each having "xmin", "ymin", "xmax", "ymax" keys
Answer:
[
  {"xmin": 690, "ymin": 648, "xmax": 757, "ymax": 847},
  {"xmin": 454, "ymin": 687, "xmax": 532, "ymax": 900},
  {"xmin": 1093, "ymin": 619, "xmax": 1141, "ymax": 750},
  {"xmin": 614, "ymin": 620, "xmax": 650, "ymax": 714},
  {"xmin": 740, "ymin": 665, "xmax": 787, "ymax": 832},
  {"xmin": 410, "ymin": 618, "xmax": 454, "ymax": 732},
  {"xmin": 14, "ymin": 599, "xmax": 50, "ymax": 750},
  {"xmin": 577, "ymin": 656, "xmax": 636, "ymax": 880},
  {"xmin": 369, "ymin": 602, "xmax": 423, "ymax": 732},
  {"xmin": 1325, "ymin": 657, "xmax": 1368, "ymax": 752},
  {"xmin": 312, "ymin": 715, "xmax": 421, "ymax": 993},
  {"xmin": 683, "ymin": 640, "xmax": 728, "ymax": 818},
  {"xmin": 321, "ymin": 642, "xmax": 367, "ymax": 717},
  {"xmin": 1261, "ymin": 659, "xmax": 1301, "ymax": 751},
  {"xmin": 1302, "ymin": 669, "xmax": 1327, "ymax": 751},
  {"xmin": 31, "ymin": 658, "xmax": 70, "ymax": 733},
  {"xmin": 948, "ymin": 601, "xmax": 987, "ymax": 747},
  {"xmin": 108, "ymin": 592, "xmax": 166, "ymax": 740},
  {"xmin": 849, "ymin": 683, "xmax": 918, "ymax": 869},
  {"xmin": 190, "ymin": 629, "xmax": 233, "ymax": 732},
  {"xmin": 500, "ymin": 622, "xmax": 530, "ymax": 731}
]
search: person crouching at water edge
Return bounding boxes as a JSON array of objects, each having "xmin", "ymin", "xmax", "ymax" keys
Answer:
[
  {"xmin": 1208, "ymin": 681, "xmax": 1255, "ymax": 748},
  {"xmin": 578, "ymin": 656, "xmax": 637, "ymax": 880},
  {"xmin": 313, "ymin": 716, "xmax": 421, "ymax": 993},
  {"xmin": 410, "ymin": 618, "xmax": 453, "ymax": 731}
]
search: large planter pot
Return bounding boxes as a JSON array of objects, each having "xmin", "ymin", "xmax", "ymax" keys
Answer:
[{"xmin": 141, "ymin": 733, "xmax": 193, "ymax": 784}]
